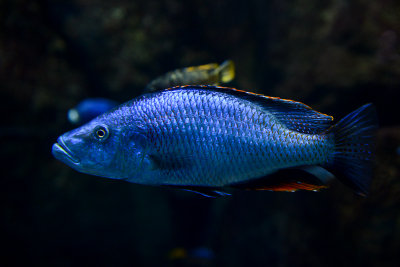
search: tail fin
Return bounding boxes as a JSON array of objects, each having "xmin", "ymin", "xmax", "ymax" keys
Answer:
[
  {"xmin": 216, "ymin": 60, "xmax": 235, "ymax": 83},
  {"xmin": 327, "ymin": 104, "xmax": 378, "ymax": 196}
]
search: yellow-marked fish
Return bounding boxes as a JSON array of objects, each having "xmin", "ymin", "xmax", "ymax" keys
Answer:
[
  {"xmin": 52, "ymin": 85, "xmax": 378, "ymax": 197},
  {"xmin": 146, "ymin": 60, "xmax": 235, "ymax": 92}
]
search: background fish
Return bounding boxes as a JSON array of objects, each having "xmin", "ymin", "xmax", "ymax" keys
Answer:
[
  {"xmin": 145, "ymin": 60, "xmax": 235, "ymax": 92},
  {"xmin": 53, "ymin": 86, "xmax": 378, "ymax": 196},
  {"xmin": 68, "ymin": 98, "xmax": 119, "ymax": 125},
  {"xmin": 168, "ymin": 246, "xmax": 214, "ymax": 263}
]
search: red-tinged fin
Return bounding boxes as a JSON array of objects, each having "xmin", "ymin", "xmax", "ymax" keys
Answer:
[
  {"xmin": 166, "ymin": 85, "xmax": 334, "ymax": 134},
  {"xmin": 251, "ymin": 182, "xmax": 328, "ymax": 192},
  {"xmin": 230, "ymin": 166, "xmax": 333, "ymax": 192},
  {"xmin": 326, "ymin": 103, "xmax": 378, "ymax": 196}
]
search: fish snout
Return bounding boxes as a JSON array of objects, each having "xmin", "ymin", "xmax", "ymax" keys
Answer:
[{"xmin": 52, "ymin": 136, "xmax": 80, "ymax": 164}]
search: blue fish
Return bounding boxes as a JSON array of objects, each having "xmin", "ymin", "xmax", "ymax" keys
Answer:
[
  {"xmin": 53, "ymin": 86, "xmax": 378, "ymax": 196},
  {"xmin": 68, "ymin": 98, "xmax": 119, "ymax": 125}
]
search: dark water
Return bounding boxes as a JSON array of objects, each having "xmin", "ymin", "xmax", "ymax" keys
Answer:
[{"xmin": 1, "ymin": 0, "xmax": 400, "ymax": 266}]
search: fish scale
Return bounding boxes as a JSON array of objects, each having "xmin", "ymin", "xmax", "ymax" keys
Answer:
[{"xmin": 127, "ymin": 89, "xmax": 330, "ymax": 186}]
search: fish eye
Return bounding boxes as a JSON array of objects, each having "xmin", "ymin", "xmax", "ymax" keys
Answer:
[{"xmin": 94, "ymin": 125, "xmax": 110, "ymax": 141}]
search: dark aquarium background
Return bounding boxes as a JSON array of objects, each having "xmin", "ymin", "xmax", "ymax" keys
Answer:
[{"xmin": 1, "ymin": 0, "xmax": 400, "ymax": 266}]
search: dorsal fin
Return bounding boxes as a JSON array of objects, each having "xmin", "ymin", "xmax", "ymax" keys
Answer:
[{"xmin": 167, "ymin": 85, "xmax": 334, "ymax": 134}]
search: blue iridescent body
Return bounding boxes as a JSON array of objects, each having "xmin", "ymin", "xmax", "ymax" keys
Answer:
[{"xmin": 53, "ymin": 86, "xmax": 377, "ymax": 195}]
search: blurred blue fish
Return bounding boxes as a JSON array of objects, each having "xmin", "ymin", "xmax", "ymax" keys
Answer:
[
  {"xmin": 53, "ymin": 86, "xmax": 378, "ymax": 196},
  {"xmin": 190, "ymin": 247, "xmax": 214, "ymax": 260},
  {"xmin": 68, "ymin": 98, "xmax": 119, "ymax": 125},
  {"xmin": 168, "ymin": 246, "xmax": 214, "ymax": 261}
]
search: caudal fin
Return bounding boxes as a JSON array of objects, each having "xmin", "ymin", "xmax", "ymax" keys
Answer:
[{"xmin": 327, "ymin": 104, "xmax": 378, "ymax": 196}]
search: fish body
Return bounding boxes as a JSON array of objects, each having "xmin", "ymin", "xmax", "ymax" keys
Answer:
[
  {"xmin": 68, "ymin": 98, "xmax": 119, "ymax": 125},
  {"xmin": 53, "ymin": 86, "xmax": 377, "ymax": 195},
  {"xmin": 146, "ymin": 60, "xmax": 235, "ymax": 92}
]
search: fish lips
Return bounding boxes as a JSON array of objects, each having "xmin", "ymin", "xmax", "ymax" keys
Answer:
[{"xmin": 52, "ymin": 136, "xmax": 80, "ymax": 166}]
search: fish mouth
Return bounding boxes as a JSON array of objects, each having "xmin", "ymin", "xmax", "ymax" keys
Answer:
[{"xmin": 52, "ymin": 137, "xmax": 80, "ymax": 164}]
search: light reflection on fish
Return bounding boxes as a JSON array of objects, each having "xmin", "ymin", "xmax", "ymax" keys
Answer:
[
  {"xmin": 145, "ymin": 60, "xmax": 235, "ymax": 92},
  {"xmin": 53, "ymin": 86, "xmax": 377, "ymax": 197}
]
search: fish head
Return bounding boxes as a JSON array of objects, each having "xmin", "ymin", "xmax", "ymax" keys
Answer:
[{"xmin": 52, "ymin": 115, "xmax": 147, "ymax": 180}]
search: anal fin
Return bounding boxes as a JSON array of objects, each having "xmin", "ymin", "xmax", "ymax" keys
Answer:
[
  {"xmin": 250, "ymin": 181, "xmax": 328, "ymax": 192},
  {"xmin": 231, "ymin": 166, "xmax": 333, "ymax": 193}
]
